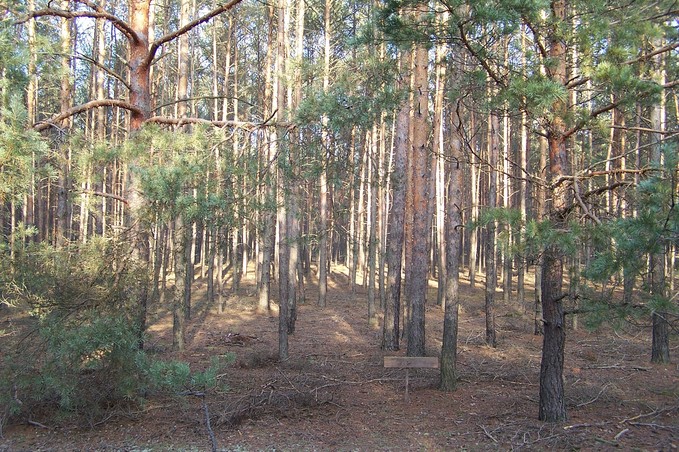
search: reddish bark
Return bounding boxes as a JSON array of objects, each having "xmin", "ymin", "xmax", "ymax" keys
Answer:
[{"xmin": 538, "ymin": 0, "xmax": 569, "ymax": 423}]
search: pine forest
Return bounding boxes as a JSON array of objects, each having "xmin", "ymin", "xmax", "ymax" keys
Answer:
[{"xmin": 0, "ymin": 0, "xmax": 677, "ymax": 449}]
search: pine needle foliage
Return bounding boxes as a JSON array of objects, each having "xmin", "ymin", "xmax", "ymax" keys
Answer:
[
  {"xmin": 0, "ymin": 239, "xmax": 232, "ymax": 431},
  {"xmin": 579, "ymin": 145, "xmax": 679, "ymax": 330}
]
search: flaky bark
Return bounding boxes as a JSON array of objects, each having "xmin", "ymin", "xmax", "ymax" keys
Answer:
[
  {"xmin": 538, "ymin": 0, "xmax": 569, "ymax": 422},
  {"xmin": 405, "ymin": 34, "xmax": 429, "ymax": 357},
  {"xmin": 440, "ymin": 100, "xmax": 463, "ymax": 392}
]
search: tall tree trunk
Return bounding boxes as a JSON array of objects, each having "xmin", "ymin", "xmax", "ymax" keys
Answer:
[
  {"xmin": 432, "ymin": 28, "xmax": 447, "ymax": 308},
  {"xmin": 173, "ymin": 218, "xmax": 187, "ymax": 351},
  {"xmin": 406, "ymin": 34, "xmax": 429, "ymax": 357},
  {"xmin": 502, "ymin": 106, "xmax": 512, "ymax": 304},
  {"xmin": 650, "ymin": 47, "xmax": 669, "ymax": 364},
  {"xmin": 367, "ymin": 126, "xmax": 378, "ymax": 325},
  {"xmin": 440, "ymin": 99, "xmax": 463, "ymax": 392},
  {"xmin": 382, "ymin": 50, "xmax": 411, "ymax": 351},
  {"xmin": 468, "ymin": 111, "xmax": 478, "ymax": 287},
  {"xmin": 172, "ymin": 0, "xmax": 192, "ymax": 344},
  {"xmin": 485, "ymin": 110, "xmax": 499, "ymax": 348},
  {"xmin": 258, "ymin": 3, "xmax": 275, "ymax": 314},
  {"xmin": 56, "ymin": 0, "xmax": 73, "ymax": 247},
  {"xmin": 286, "ymin": 0, "xmax": 304, "ymax": 333},
  {"xmin": 534, "ymin": 135, "xmax": 548, "ymax": 335},
  {"xmin": 276, "ymin": 0, "xmax": 289, "ymax": 361},
  {"xmin": 317, "ymin": 0, "xmax": 331, "ymax": 307},
  {"xmin": 517, "ymin": 29, "xmax": 529, "ymax": 309},
  {"xmin": 538, "ymin": 0, "xmax": 569, "ymax": 422}
]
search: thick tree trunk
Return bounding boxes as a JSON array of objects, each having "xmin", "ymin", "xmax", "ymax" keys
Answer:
[
  {"xmin": 538, "ymin": 0, "xmax": 569, "ymax": 423},
  {"xmin": 276, "ymin": 0, "xmax": 289, "ymax": 360},
  {"xmin": 440, "ymin": 100, "xmax": 463, "ymax": 392},
  {"xmin": 406, "ymin": 38, "xmax": 429, "ymax": 357},
  {"xmin": 382, "ymin": 51, "xmax": 411, "ymax": 351},
  {"xmin": 650, "ymin": 50, "xmax": 670, "ymax": 364}
]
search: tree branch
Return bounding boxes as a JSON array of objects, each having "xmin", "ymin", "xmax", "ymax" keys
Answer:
[
  {"xmin": 79, "ymin": 189, "xmax": 128, "ymax": 205},
  {"xmin": 563, "ymin": 101, "xmax": 618, "ymax": 139},
  {"xmin": 34, "ymin": 100, "xmax": 142, "ymax": 131},
  {"xmin": 72, "ymin": 0, "xmax": 138, "ymax": 42},
  {"xmin": 73, "ymin": 52, "xmax": 131, "ymax": 90},
  {"xmin": 148, "ymin": 0, "xmax": 245, "ymax": 65},
  {"xmin": 522, "ymin": 16, "xmax": 548, "ymax": 60},
  {"xmin": 457, "ymin": 21, "xmax": 505, "ymax": 87},
  {"xmin": 566, "ymin": 41, "xmax": 679, "ymax": 90},
  {"xmin": 153, "ymin": 95, "xmax": 255, "ymax": 113},
  {"xmin": 23, "ymin": 7, "xmax": 137, "ymax": 42},
  {"xmin": 145, "ymin": 115, "xmax": 294, "ymax": 130},
  {"xmin": 611, "ymin": 125, "xmax": 677, "ymax": 135},
  {"xmin": 572, "ymin": 179, "xmax": 601, "ymax": 225}
]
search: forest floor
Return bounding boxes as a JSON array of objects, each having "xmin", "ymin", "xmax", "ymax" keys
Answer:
[{"xmin": 1, "ymin": 265, "xmax": 678, "ymax": 451}]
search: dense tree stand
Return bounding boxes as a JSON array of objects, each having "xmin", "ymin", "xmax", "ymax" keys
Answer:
[{"xmin": 3, "ymin": 0, "xmax": 677, "ymax": 435}]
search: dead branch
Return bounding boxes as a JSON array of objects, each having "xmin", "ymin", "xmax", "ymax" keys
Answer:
[
  {"xmin": 614, "ymin": 428, "xmax": 629, "ymax": 441},
  {"xmin": 563, "ymin": 421, "xmax": 609, "ymax": 430},
  {"xmin": 73, "ymin": 52, "xmax": 131, "ymax": 90},
  {"xmin": 622, "ymin": 405, "xmax": 679, "ymax": 423},
  {"xmin": 576, "ymin": 382, "xmax": 613, "ymax": 407},
  {"xmin": 145, "ymin": 116, "xmax": 293, "ymax": 130},
  {"xmin": 627, "ymin": 422, "xmax": 679, "ymax": 431},
  {"xmin": 79, "ymin": 190, "xmax": 128, "ymax": 205},
  {"xmin": 611, "ymin": 125, "xmax": 677, "ymax": 135},
  {"xmin": 572, "ymin": 179, "xmax": 601, "ymax": 225},
  {"xmin": 216, "ymin": 374, "xmax": 336, "ymax": 427},
  {"xmin": 457, "ymin": 22, "xmax": 505, "ymax": 87},
  {"xmin": 34, "ymin": 99, "xmax": 142, "ymax": 132},
  {"xmin": 148, "ymin": 0, "xmax": 245, "ymax": 65},
  {"xmin": 152, "ymin": 95, "xmax": 255, "ymax": 113},
  {"xmin": 202, "ymin": 396, "xmax": 218, "ymax": 452},
  {"xmin": 27, "ymin": 419, "xmax": 49, "ymax": 429},
  {"xmin": 22, "ymin": 6, "xmax": 137, "ymax": 42},
  {"xmin": 478, "ymin": 424, "xmax": 499, "ymax": 443}
]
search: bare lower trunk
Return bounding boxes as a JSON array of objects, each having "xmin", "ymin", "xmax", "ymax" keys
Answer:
[
  {"xmin": 538, "ymin": 247, "xmax": 567, "ymax": 421},
  {"xmin": 382, "ymin": 52, "xmax": 410, "ymax": 351},
  {"xmin": 405, "ymin": 37, "xmax": 429, "ymax": 358}
]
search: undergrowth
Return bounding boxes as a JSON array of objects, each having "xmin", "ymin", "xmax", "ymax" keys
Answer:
[{"xmin": 0, "ymin": 239, "xmax": 232, "ymax": 435}]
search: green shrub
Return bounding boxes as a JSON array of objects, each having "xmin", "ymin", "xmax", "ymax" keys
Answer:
[
  {"xmin": 0, "ymin": 240, "xmax": 230, "ymax": 432},
  {"xmin": 1, "ymin": 312, "xmax": 230, "ymax": 430}
]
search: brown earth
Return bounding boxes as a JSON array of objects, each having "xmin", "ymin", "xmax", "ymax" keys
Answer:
[{"xmin": 1, "ymin": 266, "xmax": 678, "ymax": 451}]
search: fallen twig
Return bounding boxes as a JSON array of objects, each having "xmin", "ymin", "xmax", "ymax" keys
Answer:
[
  {"xmin": 614, "ymin": 428, "xmax": 629, "ymax": 440},
  {"xmin": 28, "ymin": 419, "xmax": 49, "ymax": 429},
  {"xmin": 628, "ymin": 422, "xmax": 679, "ymax": 431},
  {"xmin": 478, "ymin": 424, "xmax": 498, "ymax": 443},
  {"xmin": 595, "ymin": 437, "xmax": 617, "ymax": 446},
  {"xmin": 622, "ymin": 405, "xmax": 679, "ymax": 423},
  {"xmin": 563, "ymin": 421, "xmax": 608, "ymax": 430},
  {"xmin": 576, "ymin": 382, "xmax": 613, "ymax": 407},
  {"xmin": 202, "ymin": 396, "xmax": 218, "ymax": 452}
]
